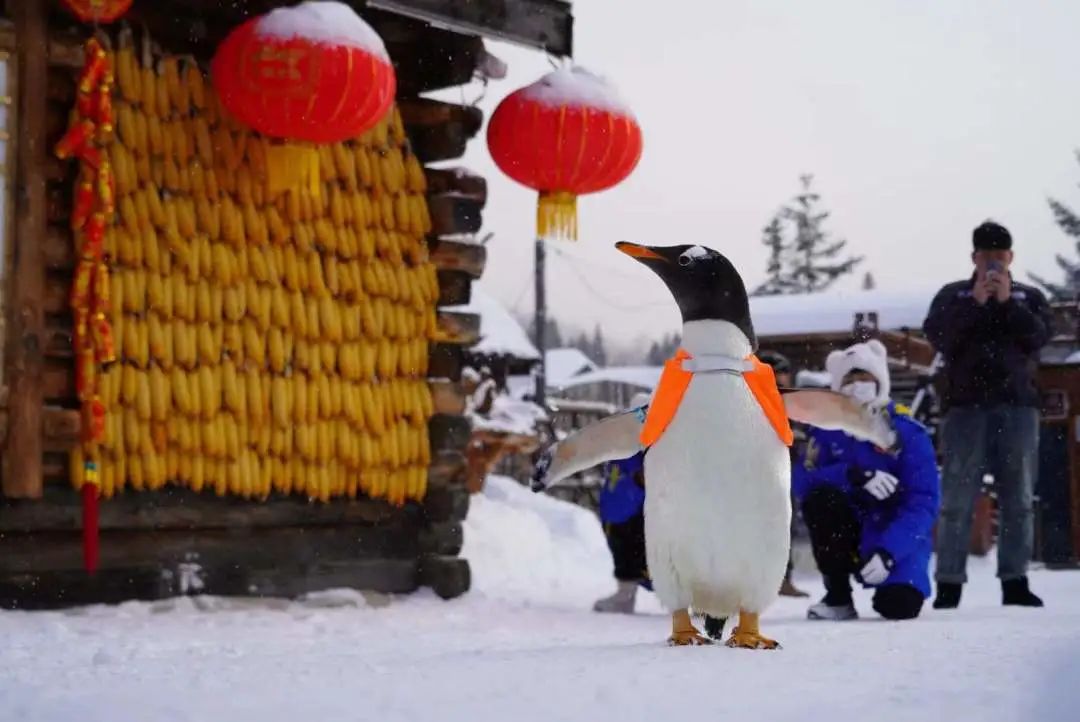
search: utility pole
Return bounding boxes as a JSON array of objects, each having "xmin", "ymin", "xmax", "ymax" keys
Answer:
[{"xmin": 534, "ymin": 236, "xmax": 547, "ymax": 408}]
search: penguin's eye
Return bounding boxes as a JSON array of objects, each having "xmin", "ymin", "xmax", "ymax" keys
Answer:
[{"xmin": 679, "ymin": 245, "xmax": 709, "ymax": 266}]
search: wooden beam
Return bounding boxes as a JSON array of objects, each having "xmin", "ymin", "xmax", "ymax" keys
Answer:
[
  {"xmin": 399, "ymin": 99, "xmax": 483, "ymax": 164},
  {"xmin": 429, "ymin": 413, "xmax": 472, "ymax": 455},
  {"xmin": 430, "ymin": 378, "xmax": 467, "ymax": 416},
  {"xmin": 4, "ymin": 0, "xmax": 48, "ymax": 499},
  {"xmin": 0, "ymin": 485, "xmax": 411, "ymax": 533},
  {"xmin": 0, "ymin": 406, "xmax": 80, "ymax": 455},
  {"xmin": 428, "ymin": 342, "xmax": 465, "ymax": 381},
  {"xmin": 43, "ymin": 270, "xmax": 68, "ymax": 315},
  {"xmin": 425, "ymin": 168, "xmax": 487, "ymax": 203},
  {"xmin": 434, "ymin": 310, "xmax": 480, "ymax": 346},
  {"xmin": 372, "ymin": 16, "xmax": 484, "ymax": 96},
  {"xmin": 428, "ymin": 193, "xmax": 483, "ymax": 237},
  {"xmin": 419, "ymin": 521, "xmax": 463, "ymax": 557},
  {"xmin": 419, "ymin": 554, "xmax": 470, "ymax": 600},
  {"xmin": 42, "ymin": 224, "xmax": 74, "ymax": 270},
  {"xmin": 366, "ymin": 0, "xmax": 573, "ymax": 57},
  {"xmin": 436, "ymin": 270, "xmax": 472, "ymax": 307},
  {"xmin": 422, "ymin": 485, "xmax": 469, "ymax": 523},
  {"xmin": 42, "ymin": 359, "xmax": 74, "ymax": 402},
  {"xmin": 426, "ymin": 449, "xmax": 467, "ymax": 491},
  {"xmin": 431, "ymin": 239, "xmax": 486, "ymax": 278}
]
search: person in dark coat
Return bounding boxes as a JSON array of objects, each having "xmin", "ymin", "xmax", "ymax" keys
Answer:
[
  {"xmin": 592, "ymin": 392, "xmax": 653, "ymax": 614},
  {"xmin": 923, "ymin": 220, "xmax": 1052, "ymax": 609},
  {"xmin": 793, "ymin": 340, "xmax": 941, "ymax": 621}
]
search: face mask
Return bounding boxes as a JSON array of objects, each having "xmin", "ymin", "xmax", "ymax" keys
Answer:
[{"xmin": 841, "ymin": 380, "xmax": 879, "ymax": 407}]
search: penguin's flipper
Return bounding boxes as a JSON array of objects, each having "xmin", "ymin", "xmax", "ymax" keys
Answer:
[
  {"xmin": 532, "ymin": 410, "xmax": 645, "ymax": 491},
  {"xmin": 782, "ymin": 390, "xmax": 897, "ymax": 450}
]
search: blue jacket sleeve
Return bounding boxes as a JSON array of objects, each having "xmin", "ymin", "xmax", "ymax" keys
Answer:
[
  {"xmin": 877, "ymin": 423, "xmax": 941, "ymax": 563},
  {"xmin": 792, "ymin": 432, "xmax": 852, "ymax": 500}
]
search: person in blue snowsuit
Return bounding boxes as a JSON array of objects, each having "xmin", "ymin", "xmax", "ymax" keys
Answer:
[
  {"xmin": 794, "ymin": 340, "xmax": 941, "ymax": 621},
  {"xmin": 592, "ymin": 393, "xmax": 653, "ymax": 614}
]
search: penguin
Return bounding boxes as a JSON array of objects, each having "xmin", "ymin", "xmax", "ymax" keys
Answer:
[{"xmin": 532, "ymin": 242, "xmax": 898, "ymax": 649}]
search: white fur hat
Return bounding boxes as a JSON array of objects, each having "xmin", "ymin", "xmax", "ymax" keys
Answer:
[{"xmin": 825, "ymin": 339, "xmax": 890, "ymax": 407}]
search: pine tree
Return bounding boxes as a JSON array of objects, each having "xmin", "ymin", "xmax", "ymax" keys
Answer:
[
  {"xmin": 752, "ymin": 174, "xmax": 864, "ymax": 295},
  {"xmin": 1030, "ymin": 151, "xmax": 1080, "ymax": 301},
  {"xmin": 591, "ymin": 325, "xmax": 607, "ymax": 367},
  {"xmin": 753, "ymin": 216, "xmax": 793, "ymax": 296},
  {"xmin": 862, "ymin": 271, "xmax": 876, "ymax": 290}
]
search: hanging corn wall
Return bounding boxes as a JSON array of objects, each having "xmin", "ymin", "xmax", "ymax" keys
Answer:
[{"xmin": 73, "ymin": 32, "xmax": 439, "ymax": 505}]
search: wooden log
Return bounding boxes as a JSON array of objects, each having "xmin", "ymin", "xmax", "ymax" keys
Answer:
[
  {"xmin": 399, "ymin": 99, "xmax": 483, "ymax": 164},
  {"xmin": 0, "ymin": 521, "xmax": 424, "ymax": 576},
  {"xmin": 429, "ymin": 413, "xmax": 472, "ymax": 455},
  {"xmin": 424, "ymin": 168, "xmax": 487, "ymax": 203},
  {"xmin": 0, "ymin": 557, "xmax": 421, "ymax": 610},
  {"xmin": 431, "ymin": 239, "xmax": 486, "ymax": 278},
  {"xmin": 418, "ymin": 554, "xmax": 471, "ymax": 600},
  {"xmin": 43, "ymin": 270, "xmax": 69, "ymax": 315},
  {"xmin": 42, "ymin": 359, "xmax": 75, "ymax": 402},
  {"xmin": 434, "ymin": 311, "xmax": 480, "ymax": 346},
  {"xmin": 428, "ymin": 193, "xmax": 483, "ymax": 237},
  {"xmin": 41, "ymin": 406, "xmax": 80, "ymax": 452},
  {"xmin": 430, "ymin": 378, "xmax": 467, "ymax": 416},
  {"xmin": 0, "ymin": 485, "xmax": 412, "ymax": 533},
  {"xmin": 42, "ymin": 224, "xmax": 75, "ymax": 270},
  {"xmin": 422, "ymin": 485, "xmax": 469, "ymax": 524},
  {"xmin": 419, "ymin": 521, "xmax": 463, "ymax": 557},
  {"xmin": 427, "ymin": 449, "xmax": 467, "ymax": 490},
  {"xmin": 42, "ymin": 321, "xmax": 72, "ymax": 360},
  {"xmin": 4, "ymin": 0, "xmax": 48, "ymax": 499},
  {"xmin": 379, "ymin": 20, "xmax": 483, "ymax": 96},
  {"xmin": 436, "ymin": 270, "xmax": 472, "ymax": 307},
  {"xmin": 428, "ymin": 342, "xmax": 465, "ymax": 381}
]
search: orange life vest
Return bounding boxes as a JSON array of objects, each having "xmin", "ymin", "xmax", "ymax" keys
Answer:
[{"xmin": 640, "ymin": 348, "xmax": 794, "ymax": 448}]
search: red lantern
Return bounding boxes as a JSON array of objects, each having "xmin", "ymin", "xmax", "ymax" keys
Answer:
[
  {"xmin": 210, "ymin": 1, "xmax": 396, "ymax": 144},
  {"xmin": 487, "ymin": 66, "xmax": 643, "ymax": 241},
  {"xmin": 62, "ymin": 0, "xmax": 132, "ymax": 24}
]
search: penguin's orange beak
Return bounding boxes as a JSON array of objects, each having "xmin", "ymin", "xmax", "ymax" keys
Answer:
[{"xmin": 616, "ymin": 242, "xmax": 668, "ymax": 262}]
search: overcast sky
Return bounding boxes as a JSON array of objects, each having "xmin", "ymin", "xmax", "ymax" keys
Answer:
[{"xmin": 436, "ymin": 0, "xmax": 1080, "ymax": 351}]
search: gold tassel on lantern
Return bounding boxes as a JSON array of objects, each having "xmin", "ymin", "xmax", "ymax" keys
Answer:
[{"xmin": 537, "ymin": 191, "xmax": 578, "ymax": 241}]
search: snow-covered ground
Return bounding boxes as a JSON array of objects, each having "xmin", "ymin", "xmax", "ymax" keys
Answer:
[{"xmin": 3, "ymin": 475, "xmax": 1079, "ymax": 722}]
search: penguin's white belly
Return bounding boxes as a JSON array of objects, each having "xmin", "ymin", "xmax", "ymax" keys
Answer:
[{"xmin": 644, "ymin": 373, "xmax": 791, "ymax": 617}]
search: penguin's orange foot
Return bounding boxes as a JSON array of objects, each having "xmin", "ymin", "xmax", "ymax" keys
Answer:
[
  {"xmin": 668, "ymin": 608, "xmax": 712, "ymax": 646},
  {"xmin": 667, "ymin": 630, "xmax": 713, "ymax": 646},
  {"xmin": 725, "ymin": 627, "xmax": 780, "ymax": 650}
]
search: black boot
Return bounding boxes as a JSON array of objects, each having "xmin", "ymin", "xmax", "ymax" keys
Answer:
[
  {"xmin": 704, "ymin": 615, "xmax": 726, "ymax": 640},
  {"xmin": 1002, "ymin": 577, "xmax": 1044, "ymax": 607},
  {"xmin": 933, "ymin": 582, "xmax": 962, "ymax": 609}
]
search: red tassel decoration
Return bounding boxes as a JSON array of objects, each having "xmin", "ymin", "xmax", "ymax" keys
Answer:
[{"xmin": 81, "ymin": 461, "xmax": 100, "ymax": 574}]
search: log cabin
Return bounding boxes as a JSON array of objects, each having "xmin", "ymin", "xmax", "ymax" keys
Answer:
[{"xmin": 0, "ymin": 0, "xmax": 572, "ymax": 608}]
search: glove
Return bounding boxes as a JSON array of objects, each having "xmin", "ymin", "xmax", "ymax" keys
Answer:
[
  {"xmin": 848, "ymin": 467, "xmax": 900, "ymax": 501},
  {"xmin": 857, "ymin": 550, "xmax": 895, "ymax": 586},
  {"xmin": 530, "ymin": 448, "xmax": 553, "ymax": 492}
]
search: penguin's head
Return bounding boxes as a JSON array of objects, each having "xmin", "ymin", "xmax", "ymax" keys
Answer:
[{"xmin": 616, "ymin": 242, "xmax": 756, "ymax": 350}]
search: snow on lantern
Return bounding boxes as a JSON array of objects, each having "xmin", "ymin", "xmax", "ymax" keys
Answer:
[
  {"xmin": 486, "ymin": 66, "xmax": 643, "ymax": 241},
  {"xmin": 61, "ymin": 0, "xmax": 133, "ymax": 23},
  {"xmin": 211, "ymin": 1, "xmax": 396, "ymax": 193}
]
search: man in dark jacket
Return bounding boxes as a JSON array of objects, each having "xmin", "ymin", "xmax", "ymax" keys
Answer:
[{"xmin": 923, "ymin": 220, "xmax": 1053, "ymax": 609}]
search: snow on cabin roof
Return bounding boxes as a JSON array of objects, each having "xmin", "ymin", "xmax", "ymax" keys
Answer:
[
  {"xmin": 554, "ymin": 365, "xmax": 662, "ymax": 392},
  {"xmin": 545, "ymin": 348, "xmax": 597, "ymax": 388},
  {"xmin": 446, "ymin": 287, "xmax": 540, "ymax": 361},
  {"xmin": 750, "ymin": 288, "xmax": 936, "ymax": 338}
]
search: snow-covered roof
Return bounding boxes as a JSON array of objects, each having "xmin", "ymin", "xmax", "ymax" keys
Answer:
[
  {"xmin": 545, "ymin": 348, "xmax": 597, "ymax": 388},
  {"xmin": 446, "ymin": 287, "xmax": 540, "ymax": 361},
  {"xmin": 471, "ymin": 396, "xmax": 547, "ymax": 437},
  {"xmin": 750, "ymin": 288, "xmax": 935, "ymax": 337},
  {"xmin": 553, "ymin": 365, "xmax": 662, "ymax": 391}
]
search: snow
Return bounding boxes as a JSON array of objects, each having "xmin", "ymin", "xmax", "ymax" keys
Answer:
[
  {"xmin": 545, "ymin": 347, "xmax": 598, "ymax": 387},
  {"xmin": 553, "ymin": 364, "xmax": 662, "ymax": 391},
  {"xmin": 520, "ymin": 66, "xmax": 634, "ymax": 117},
  {"xmin": 446, "ymin": 286, "xmax": 540, "ymax": 361},
  {"xmin": 751, "ymin": 287, "xmax": 937, "ymax": 337},
  {"xmin": 3, "ymin": 474, "xmax": 1080, "ymax": 722},
  {"xmin": 471, "ymin": 395, "xmax": 547, "ymax": 436},
  {"xmin": 257, "ymin": 1, "xmax": 390, "ymax": 60}
]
